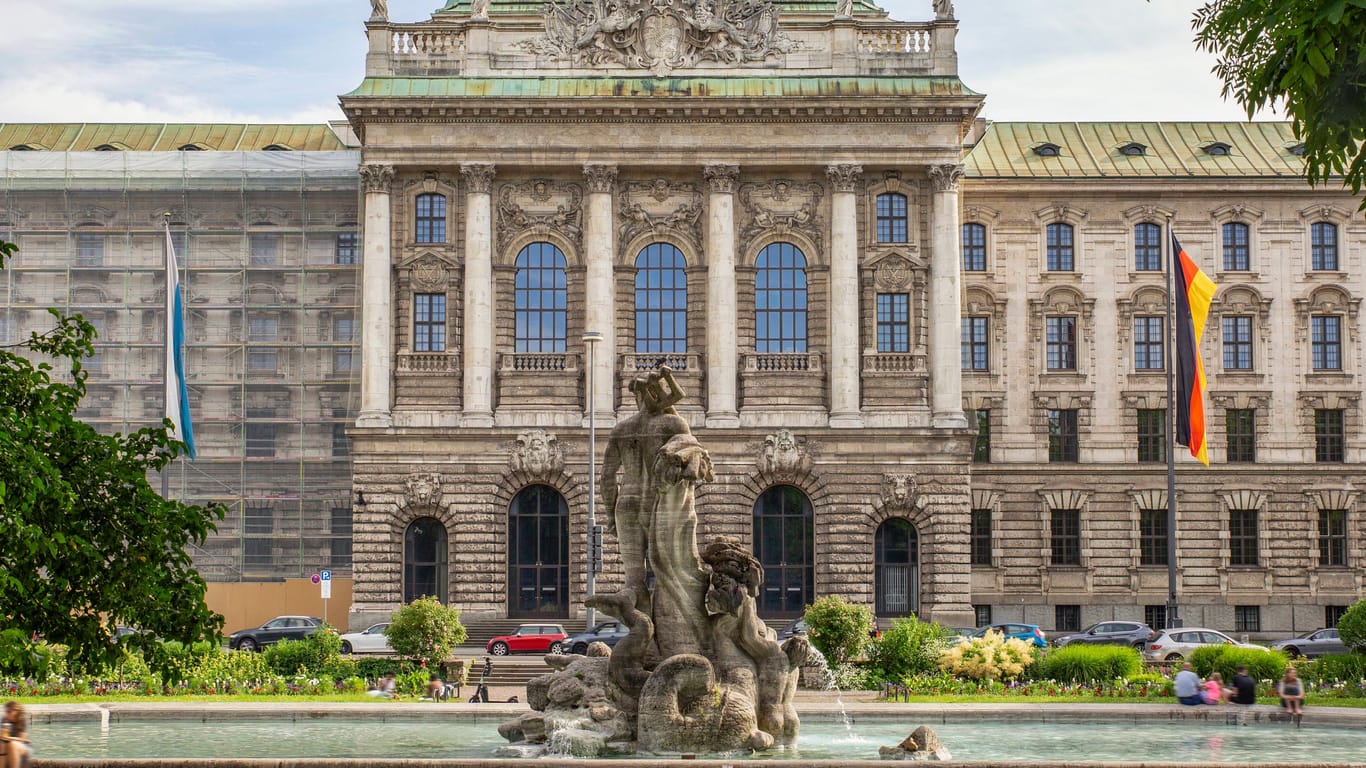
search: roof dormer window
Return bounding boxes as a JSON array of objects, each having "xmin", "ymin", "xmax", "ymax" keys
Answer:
[
  {"xmin": 8, "ymin": 143, "xmax": 44, "ymax": 151},
  {"xmin": 262, "ymin": 144, "xmax": 292, "ymax": 152},
  {"xmin": 177, "ymin": 143, "xmax": 208, "ymax": 152},
  {"xmin": 1202, "ymin": 142, "xmax": 1232, "ymax": 156},
  {"xmin": 93, "ymin": 144, "xmax": 123, "ymax": 152},
  {"xmin": 1287, "ymin": 142, "xmax": 1307, "ymax": 157},
  {"xmin": 1032, "ymin": 142, "xmax": 1062, "ymax": 158},
  {"xmin": 1118, "ymin": 142, "xmax": 1147, "ymax": 157}
]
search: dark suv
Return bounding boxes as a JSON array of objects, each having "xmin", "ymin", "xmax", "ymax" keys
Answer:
[
  {"xmin": 1053, "ymin": 621, "xmax": 1156, "ymax": 648},
  {"xmin": 564, "ymin": 621, "xmax": 630, "ymax": 654}
]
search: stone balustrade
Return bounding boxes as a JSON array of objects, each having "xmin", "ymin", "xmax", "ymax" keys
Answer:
[
  {"xmin": 390, "ymin": 28, "xmax": 466, "ymax": 58},
  {"xmin": 623, "ymin": 352, "xmax": 699, "ymax": 372},
  {"xmin": 397, "ymin": 350, "xmax": 461, "ymax": 374},
  {"xmin": 501, "ymin": 352, "xmax": 578, "ymax": 372},
  {"xmin": 857, "ymin": 25, "xmax": 934, "ymax": 56},
  {"xmin": 744, "ymin": 352, "xmax": 822, "ymax": 372},
  {"xmin": 864, "ymin": 351, "xmax": 927, "ymax": 373}
]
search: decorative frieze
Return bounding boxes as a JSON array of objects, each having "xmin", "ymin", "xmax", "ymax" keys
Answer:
[
  {"xmin": 617, "ymin": 179, "xmax": 704, "ymax": 246},
  {"xmin": 496, "ymin": 179, "xmax": 584, "ymax": 249},
  {"xmin": 738, "ymin": 179, "xmax": 824, "ymax": 256},
  {"xmin": 703, "ymin": 163, "xmax": 740, "ymax": 194},
  {"xmin": 460, "ymin": 163, "xmax": 496, "ymax": 194},
  {"xmin": 360, "ymin": 164, "xmax": 396, "ymax": 194}
]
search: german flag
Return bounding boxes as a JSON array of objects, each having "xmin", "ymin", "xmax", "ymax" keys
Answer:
[{"xmin": 1172, "ymin": 233, "xmax": 1217, "ymax": 466}]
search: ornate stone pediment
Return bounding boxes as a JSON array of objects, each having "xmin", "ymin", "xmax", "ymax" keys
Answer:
[
  {"xmin": 510, "ymin": 429, "xmax": 564, "ymax": 477},
  {"xmin": 497, "ymin": 179, "xmax": 583, "ymax": 250},
  {"xmin": 618, "ymin": 179, "xmax": 703, "ymax": 246},
  {"xmin": 402, "ymin": 471, "xmax": 445, "ymax": 510},
  {"xmin": 739, "ymin": 179, "xmax": 824, "ymax": 256},
  {"xmin": 757, "ymin": 429, "xmax": 810, "ymax": 481},
  {"xmin": 518, "ymin": 0, "xmax": 798, "ymax": 76}
]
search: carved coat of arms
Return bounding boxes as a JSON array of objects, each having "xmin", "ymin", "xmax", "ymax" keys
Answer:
[
  {"xmin": 521, "ymin": 0, "xmax": 797, "ymax": 75},
  {"xmin": 404, "ymin": 472, "xmax": 445, "ymax": 509}
]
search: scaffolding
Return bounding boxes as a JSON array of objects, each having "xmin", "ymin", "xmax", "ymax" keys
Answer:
[{"xmin": 0, "ymin": 148, "xmax": 362, "ymax": 581}]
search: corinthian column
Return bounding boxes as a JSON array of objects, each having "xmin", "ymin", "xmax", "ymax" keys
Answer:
[
  {"xmin": 357, "ymin": 163, "xmax": 395, "ymax": 428},
  {"xmin": 826, "ymin": 162, "xmax": 863, "ymax": 427},
  {"xmin": 929, "ymin": 163, "xmax": 968, "ymax": 429},
  {"xmin": 583, "ymin": 163, "xmax": 618, "ymax": 424},
  {"xmin": 461, "ymin": 163, "xmax": 496, "ymax": 428},
  {"xmin": 703, "ymin": 163, "xmax": 740, "ymax": 428}
]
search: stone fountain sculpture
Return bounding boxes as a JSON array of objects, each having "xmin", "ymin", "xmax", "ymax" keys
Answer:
[{"xmin": 498, "ymin": 367, "xmax": 810, "ymax": 757}]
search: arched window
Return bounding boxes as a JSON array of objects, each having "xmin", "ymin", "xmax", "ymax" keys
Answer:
[
  {"xmin": 1134, "ymin": 223, "xmax": 1161, "ymax": 271},
  {"xmin": 1046, "ymin": 222, "xmax": 1074, "ymax": 271},
  {"xmin": 961, "ymin": 222, "xmax": 987, "ymax": 271},
  {"xmin": 635, "ymin": 243, "xmax": 687, "ymax": 355},
  {"xmin": 876, "ymin": 192, "xmax": 908, "ymax": 243},
  {"xmin": 514, "ymin": 243, "xmax": 568, "ymax": 353},
  {"xmin": 755, "ymin": 243, "xmax": 808, "ymax": 353},
  {"xmin": 875, "ymin": 519, "xmax": 919, "ymax": 616},
  {"xmin": 1222, "ymin": 222, "xmax": 1250, "ymax": 271},
  {"xmin": 508, "ymin": 485, "xmax": 570, "ymax": 618},
  {"xmin": 753, "ymin": 485, "xmax": 814, "ymax": 617},
  {"xmin": 414, "ymin": 193, "xmax": 446, "ymax": 244},
  {"xmin": 403, "ymin": 517, "xmax": 448, "ymax": 604}
]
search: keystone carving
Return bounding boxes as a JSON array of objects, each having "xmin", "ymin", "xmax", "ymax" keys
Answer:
[
  {"xmin": 403, "ymin": 472, "xmax": 444, "ymax": 510},
  {"xmin": 758, "ymin": 429, "xmax": 811, "ymax": 481},
  {"xmin": 360, "ymin": 164, "xmax": 396, "ymax": 194},
  {"xmin": 739, "ymin": 180, "xmax": 823, "ymax": 255},
  {"xmin": 880, "ymin": 474, "xmax": 928, "ymax": 513},
  {"xmin": 511, "ymin": 429, "xmax": 564, "ymax": 477}
]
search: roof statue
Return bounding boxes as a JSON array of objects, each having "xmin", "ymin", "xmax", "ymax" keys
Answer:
[
  {"xmin": 933, "ymin": 0, "xmax": 953, "ymax": 20},
  {"xmin": 518, "ymin": 0, "xmax": 798, "ymax": 75},
  {"xmin": 369, "ymin": 0, "xmax": 387, "ymax": 22}
]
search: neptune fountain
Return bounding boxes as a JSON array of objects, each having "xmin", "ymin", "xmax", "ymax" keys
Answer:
[{"xmin": 498, "ymin": 367, "xmax": 811, "ymax": 757}]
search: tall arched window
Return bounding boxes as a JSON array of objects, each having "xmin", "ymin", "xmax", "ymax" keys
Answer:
[
  {"xmin": 514, "ymin": 243, "xmax": 568, "ymax": 353},
  {"xmin": 508, "ymin": 485, "xmax": 570, "ymax": 618},
  {"xmin": 755, "ymin": 243, "xmax": 808, "ymax": 353},
  {"xmin": 876, "ymin": 192, "xmax": 908, "ymax": 243},
  {"xmin": 875, "ymin": 519, "xmax": 919, "ymax": 616},
  {"xmin": 635, "ymin": 243, "xmax": 687, "ymax": 356},
  {"xmin": 403, "ymin": 517, "xmax": 448, "ymax": 603},
  {"xmin": 753, "ymin": 485, "xmax": 814, "ymax": 617},
  {"xmin": 415, "ymin": 193, "xmax": 446, "ymax": 244}
]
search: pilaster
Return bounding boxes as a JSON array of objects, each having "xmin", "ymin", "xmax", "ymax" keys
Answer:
[
  {"xmin": 929, "ymin": 163, "xmax": 968, "ymax": 429},
  {"xmin": 358, "ymin": 163, "xmax": 395, "ymax": 428},
  {"xmin": 827, "ymin": 162, "xmax": 863, "ymax": 427},
  {"xmin": 704, "ymin": 162, "xmax": 741, "ymax": 428},
  {"xmin": 461, "ymin": 162, "xmax": 497, "ymax": 427},
  {"xmin": 584, "ymin": 163, "xmax": 619, "ymax": 423}
]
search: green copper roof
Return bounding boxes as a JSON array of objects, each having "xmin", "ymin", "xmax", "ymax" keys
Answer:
[
  {"xmin": 346, "ymin": 75, "xmax": 978, "ymax": 100},
  {"xmin": 436, "ymin": 0, "xmax": 885, "ymax": 15},
  {"xmin": 964, "ymin": 122, "xmax": 1305, "ymax": 178}
]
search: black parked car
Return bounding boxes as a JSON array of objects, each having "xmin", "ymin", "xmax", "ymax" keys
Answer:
[
  {"xmin": 228, "ymin": 615, "xmax": 325, "ymax": 651},
  {"xmin": 1053, "ymin": 621, "xmax": 1156, "ymax": 648},
  {"xmin": 564, "ymin": 621, "xmax": 630, "ymax": 654}
]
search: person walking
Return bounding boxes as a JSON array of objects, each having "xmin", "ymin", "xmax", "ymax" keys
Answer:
[{"xmin": 1174, "ymin": 662, "xmax": 1205, "ymax": 706}]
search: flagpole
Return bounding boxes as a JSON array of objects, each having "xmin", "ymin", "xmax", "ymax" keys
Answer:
[
  {"xmin": 162, "ymin": 213, "xmax": 172, "ymax": 500},
  {"xmin": 1163, "ymin": 217, "xmax": 1181, "ymax": 630}
]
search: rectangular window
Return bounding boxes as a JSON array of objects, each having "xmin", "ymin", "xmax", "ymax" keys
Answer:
[
  {"xmin": 1046, "ymin": 223, "xmax": 1074, "ymax": 271},
  {"xmin": 1139, "ymin": 508, "xmax": 1168, "ymax": 566},
  {"xmin": 875, "ymin": 293, "xmax": 909, "ymax": 353},
  {"xmin": 248, "ymin": 316, "xmax": 277, "ymax": 342},
  {"xmin": 1137, "ymin": 408, "xmax": 1167, "ymax": 463},
  {"xmin": 1222, "ymin": 316, "xmax": 1253, "ymax": 371},
  {"xmin": 330, "ymin": 506, "xmax": 353, "ymax": 569},
  {"xmin": 249, "ymin": 233, "xmax": 278, "ymax": 266},
  {"xmin": 335, "ymin": 232, "xmax": 358, "ymax": 265},
  {"xmin": 413, "ymin": 293, "xmax": 447, "ymax": 353},
  {"xmin": 247, "ymin": 351, "xmax": 277, "ymax": 371},
  {"xmin": 1133, "ymin": 316, "xmax": 1165, "ymax": 371},
  {"xmin": 1134, "ymin": 223, "xmax": 1161, "ymax": 271},
  {"xmin": 1222, "ymin": 222, "xmax": 1250, "ymax": 271},
  {"xmin": 332, "ymin": 420, "xmax": 350, "ymax": 457},
  {"xmin": 1048, "ymin": 409, "xmax": 1079, "ymax": 463},
  {"xmin": 333, "ymin": 350, "xmax": 356, "ymax": 372},
  {"xmin": 1319, "ymin": 509, "xmax": 1347, "ymax": 566},
  {"xmin": 971, "ymin": 508, "xmax": 992, "ymax": 566},
  {"xmin": 415, "ymin": 194, "xmax": 447, "ymax": 244},
  {"xmin": 1050, "ymin": 509, "xmax": 1081, "ymax": 565},
  {"xmin": 334, "ymin": 316, "xmax": 357, "ymax": 343},
  {"xmin": 973, "ymin": 605, "xmax": 992, "ymax": 627},
  {"xmin": 1315, "ymin": 409, "xmax": 1345, "ymax": 463},
  {"xmin": 1311, "ymin": 222, "xmax": 1339, "ymax": 270},
  {"xmin": 76, "ymin": 232, "xmax": 105, "ymax": 266},
  {"xmin": 1226, "ymin": 409, "xmax": 1256, "ymax": 463},
  {"xmin": 1234, "ymin": 606, "xmax": 1261, "ymax": 633},
  {"xmin": 1055, "ymin": 605, "xmax": 1081, "ymax": 633},
  {"xmin": 1145, "ymin": 605, "xmax": 1168, "ymax": 632},
  {"xmin": 962, "ymin": 223, "xmax": 987, "ymax": 271},
  {"xmin": 961, "ymin": 316, "xmax": 989, "ymax": 371},
  {"xmin": 876, "ymin": 193, "xmax": 908, "ymax": 243},
  {"xmin": 243, "ymin": 503, "xmax": 274, "ymax": 569},
  {"xmin": 1326, "ymin": 605, "xmax": 1349, "ymax": 628},
  {"xmin": 973, "ymin": 408, "xmax": 991, "ymax": 463},
  {"xmin": 1045, "ymin": 316, "xmax": 1077, "ymax": 371},
  {"xmin": 1229, "ymin": 509, "xmax": 1259, "ymax": 566},
  {"xmin": 1311, "ymin": 315, "xmax": 1342, "ymax": 371}
]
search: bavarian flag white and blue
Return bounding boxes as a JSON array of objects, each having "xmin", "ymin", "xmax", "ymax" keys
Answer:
[{"xmin": 164, "ymin": 223, "xmax": 196, "ymax": 458}]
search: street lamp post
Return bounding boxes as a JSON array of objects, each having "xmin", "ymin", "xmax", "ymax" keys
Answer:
[{"xmin": 583, "ymin": 330, "xmax": 603, "ymax": 629}]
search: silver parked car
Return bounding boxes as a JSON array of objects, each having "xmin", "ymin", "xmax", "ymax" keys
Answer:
[
  {"xmin": 1268, "ymin": 628, "xmax": 1348, "ymax": 658},
  {"xmin": 1141, "ymin": 627, "xmax": 1261, "ymax": 662}
]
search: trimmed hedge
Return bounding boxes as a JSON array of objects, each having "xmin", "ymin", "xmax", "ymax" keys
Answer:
[
  {"xmin": 1188, "ymin": 644, "xmax": 1287, "ymax": 681},
  {"xmin": 1034, "ymin": 644, "xmax": 1142, "ymax": 682}
]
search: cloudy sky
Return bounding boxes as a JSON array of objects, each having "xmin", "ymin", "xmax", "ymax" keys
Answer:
[{"xmin": 2, "ymin": 0, "xmax": 1267, "ymax": 124}]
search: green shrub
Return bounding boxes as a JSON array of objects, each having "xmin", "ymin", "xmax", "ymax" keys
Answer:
[
  {"xmin": 398, "ymin": 669, "xmax": 430, "ymax": 696},
  {"xmin": 340, "ymin": 675, "xmax": 368, "ymax": 694},
  {"xmin": 1189, "ymin": 644, "xmax": 1286, "ymax": 681},
  {"xmin": 261, "ymin": 630, "xmax": 343, "ymax": 677},
  {"xmin": 1035, "ymin": 644, "xmax": 1142, "ymax": 682},
  {"xmin": 938, "ymin": 630, "xmax": 1036, "ymax": 682},
  {"xmin": 0, "ymin": 629, "xmax": 58, "ymax": 679},
  {"xmin": 865, "ymin": 616, "xmax": 956, "ymax": 682},
  {"xmin": 1127, "ymin": 672, "xmax": 1174, "ymax": 694},
  {"xmin": 387, "ymin": 597, "xmax": 467, "ymax": 668},
  {"xmin": 1337, "ymin": 598, "xmax": 1366, "ymax": 650},
  {"xmin": 190, "ymin": 647, "xmax": 270, "ymax": 684},
  {"xmin": 320, "ymin": 655, "xmax": 359, "ymax": 681},
  {"xmin": 802, "ymin": 596, "xmax": 873, "ymax": 666},
  {"xmin": 354, "ymin": 657, "xmax": 421, "ymax": 680},
  {"xmin": 829, "ymin": 662, "xmax": 877, "ymax": 690},
  {"xmin": 1299, "ymin": 652, "xmax": 1366, "ymax": 683}
]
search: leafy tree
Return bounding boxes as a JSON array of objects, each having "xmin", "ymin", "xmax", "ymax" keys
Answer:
[
  {"xmin": 801, "ymin": 596, "xmax": 873, "ymax": 666},
  {"xmin": 1192, "ymin": 1, "xmax": 1366, "ymax": 207},
  {"xmin": 0, "ymin": 239, "xmax": 224, "ymax": 679},
  {"xmin": 386, "ymin": 596, "xmax": 467, "ymax": 668},
  {"xmin": 1337, "ymin": 597, "xmax": 1366, "ymax": 650},
  {"xmin": 865, "ymin": 615, "xmax": 956, "ymax": 681}
]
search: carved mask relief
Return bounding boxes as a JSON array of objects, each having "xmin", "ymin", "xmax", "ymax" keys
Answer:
[
  {"xmin": 618, "ymin": 179, "xmax": 703, "ymax": 246},
  {"xmin": 497, "ymin": 180, "xmax": 584, "ymax": 251},
  {"xmin": 757, "ymin": 428, "xmax": 811, "ymax": 481},
  {"xmin": 510, "ymin": 429, "xmax": 564, "ymax": 477},
  {"xmin": 403, "ymin": 471, "xmax": 445, "ymax": 510},
  {"xmin": 879, "ymin": 473, "xmax": 926, "ymax": 513}
]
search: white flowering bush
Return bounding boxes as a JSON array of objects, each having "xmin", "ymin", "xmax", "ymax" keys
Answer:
[{"xmin": 937, "ymin": 630, "xmax": 1035, "ymax": 681}]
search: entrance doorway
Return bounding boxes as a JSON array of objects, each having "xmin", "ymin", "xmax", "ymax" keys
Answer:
[
  {"xmin": 403, "ymin": 517, "xmax": 448, "ymax": 603},
  {"xmin": 753, "ymin": 485, "xmax": 814, "ymax": 617},
  {"xmin": 508, "ymin": 484, "xmax": 569, "ymax": 618},
  {"xmin": 875, "ymin": 518, "xmax": 919, "ymax": 616}
]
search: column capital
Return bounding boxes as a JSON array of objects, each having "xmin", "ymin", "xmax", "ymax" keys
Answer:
[
  {"xmin": 825, "ymin": 163, "xmax": 863, "ymax": 193},
  {"xmin": 703, "ymin": 163, "xmax": 740, "ymax": 193},
  {"xmin": 583, "ymin": 163, "xmax": 619, "ymax": 193},
  {"xmin": 460, "ymin": 163, "xmax": 497, "ymax": 194},
  {"xmin": 359, "ymin": 163, "xmax": 396, "ymax": 194},
  {"xmin": 928, "ymin": 163, "xmax": 966, "ymax": 193}
]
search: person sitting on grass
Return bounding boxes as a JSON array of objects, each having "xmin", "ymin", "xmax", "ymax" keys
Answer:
[
  {"xmin": 1174, "ymin": 662, "xmax": 1205, "ymax": 706},
  {"xmin": 424, "ymin": 673, "xmax": 449, "ymax": 701},
  {"xmin": 1277, "ymin": 667, "xmax": 1305, "ymax": 717},
  {"xmin": 367, "ymin": 672, "xmax": 398, "ymax": 699},
  {"xmin": 1201, "ymin": 671, "xmax": 1227, "ymax": 705}
]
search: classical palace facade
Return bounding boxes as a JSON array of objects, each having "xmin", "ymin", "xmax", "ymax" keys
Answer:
[{"xmin": 2, "ymin": 1, "xmax": 1362, "ymax": 636}]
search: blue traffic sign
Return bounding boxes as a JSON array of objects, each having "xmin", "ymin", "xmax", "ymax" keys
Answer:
[{"xmin": 320, "ymin": 570, "xmax": 332, "ymax": 581}]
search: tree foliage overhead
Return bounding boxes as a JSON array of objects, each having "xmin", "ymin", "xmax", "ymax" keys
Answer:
[
  {"xmin": 0, "ymin": 239, "xmax": 224, "ymax": 677},
  {"xmin": 1193, "ymin": 0, "xmax": 1366, "ymax": 207}
]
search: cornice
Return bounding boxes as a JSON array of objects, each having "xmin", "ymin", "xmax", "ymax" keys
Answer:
[{"xmin": 341, "ymin": 102, "xmax": 981, "ymax": 126}]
